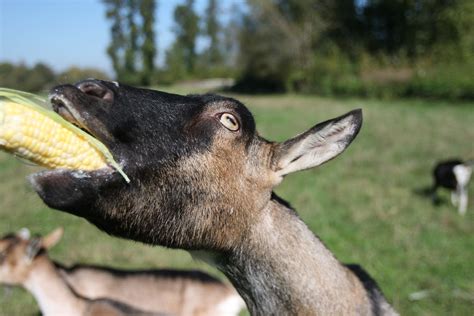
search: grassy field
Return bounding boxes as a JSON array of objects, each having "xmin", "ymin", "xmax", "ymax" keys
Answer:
[{"xmin": 0, "ymin": 92, "xmax": 473, "ymax": 315}]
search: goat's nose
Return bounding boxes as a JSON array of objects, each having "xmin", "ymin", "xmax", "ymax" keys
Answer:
[
  {"xmin": 76, "ymin": 79, "xmax": 114, "ymax": 102},
  {"xmin": 48, "ymin": 84, "xmax": 78, "ymax": 109},
  {"xmin": 49, "ymin": 84, "xmax": 76, "ymax": 98}
]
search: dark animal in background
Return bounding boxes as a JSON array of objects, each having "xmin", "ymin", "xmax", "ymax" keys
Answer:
[{"xmin": 431, "ymin": 159, "xmax": 473, "ymax": 215}]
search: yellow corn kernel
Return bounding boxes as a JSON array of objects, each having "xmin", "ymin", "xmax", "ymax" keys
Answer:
[{"xmin": 0, "ymin": 101, "xmax": 107, "ymax": 170}]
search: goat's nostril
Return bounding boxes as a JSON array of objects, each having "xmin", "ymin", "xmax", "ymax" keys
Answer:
[
  {"xmin": 77, "ymin": 81, "xmax": 114, "ymax": 102},
  {"xmin": 49, "ymin": 95, "xmax": 66, "ymax": 112}
]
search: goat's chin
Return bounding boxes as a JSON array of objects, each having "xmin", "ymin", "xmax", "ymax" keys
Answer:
[{"xmin": 28, "ymin": 168, "xmax": 116, "ymax": 214}]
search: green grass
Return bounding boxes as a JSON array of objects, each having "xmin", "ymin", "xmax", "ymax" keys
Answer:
[{"xmin": 1, "ymin": 93, "xmax": 473, "ymax": 315}]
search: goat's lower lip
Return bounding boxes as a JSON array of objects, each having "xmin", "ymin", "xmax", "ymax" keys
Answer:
[{"xmin": 30, "ymin": 167, "xmax": 114, "ymax": 184}]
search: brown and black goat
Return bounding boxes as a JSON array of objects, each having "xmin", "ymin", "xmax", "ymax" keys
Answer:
[{"xmin": 28, "ymin": 79, "xmax": 397, "ymax": 315}]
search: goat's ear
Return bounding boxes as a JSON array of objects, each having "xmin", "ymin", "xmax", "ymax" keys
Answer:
[
  {"xmin": 25, "ymin": 238, "xmax": 42, "ymax": 262},
  {"xmin": 272, "ymin": 109, "xmax": 362, "ymax": 177},
  {"xmin": 41, "ymin": 227, "xmax": 64, "ymax": 250}
]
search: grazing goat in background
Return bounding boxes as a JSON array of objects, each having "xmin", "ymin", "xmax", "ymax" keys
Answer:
[
  {"xmin": 432, "ymin": 159, "xmax": 473, "ymax": 215},
  {"xmin": 59, "ymin": 264, "xmax": 244, "ymax": 316},
  {"xmin": 29, "ymin": 79, "xmax": 397, "ymax": 315},
  {"xmin": 0, "ymin": 227, "xmax": 244, "ymax": 316},
  {"xmin": 0, "ymin": 228, "xmax": 161, "ymax": 316}
]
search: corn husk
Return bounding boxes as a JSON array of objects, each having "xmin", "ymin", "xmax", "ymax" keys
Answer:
[{"xmin": 0, "ymin": 88, "xmax": 130, "ymax": 183}]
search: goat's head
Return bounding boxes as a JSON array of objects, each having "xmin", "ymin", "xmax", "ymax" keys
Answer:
[
  {"xmin": 30, "ymin": 79, "xmax": 362, "ymax": 251},
  {"xmin": 0, "ymin": 228, "xmax": 63, "ymax": 285}
]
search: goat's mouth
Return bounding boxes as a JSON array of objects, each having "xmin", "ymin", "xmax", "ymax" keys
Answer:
[
  {"xmin": 49, "ymin": 93, "xmax": 92, "ymax": 136},
  {"xmin": 29, "ymin": 92, "xmax": 118, "ymax": 185}
]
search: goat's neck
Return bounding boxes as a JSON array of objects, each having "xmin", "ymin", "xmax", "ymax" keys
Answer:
[
  {"xmin": 217, "ymin": 198, "xmax": 370, "ymax": 315},
  {"xmin": 24, "ymin": 255, "xmax": 86, "ymax": 316}
]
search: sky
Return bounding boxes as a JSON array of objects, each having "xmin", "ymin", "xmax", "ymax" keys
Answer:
[{"xmin": 0, "ymin": 0, "xmax": 245, "ymax": 75}]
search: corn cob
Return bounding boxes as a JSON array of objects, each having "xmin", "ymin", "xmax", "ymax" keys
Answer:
[
  {"xmin": 0, "ymin": 100, "xmax": 107, "ymax": 170},
  {"xmin": 0, "ymin": 88, "xmax": 130, "ymax": 182}
]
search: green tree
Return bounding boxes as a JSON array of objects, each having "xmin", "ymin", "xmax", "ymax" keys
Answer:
[
  {"xmin": 430, "ymin": 0, "xmax": 474, "ymax": 61},
  {"xmin": 0, "ymin": 63, "xmax": 28, "ymax": 90},
  {"xmin": 164, "ymin": 42, "xmax": 187, "ymax": 82},
  {"xmin": 140, "ymin": 0, "xmax": 157, "ymax": 85},
  {"xmin": 0, "ymin": 62, "xmax": 55, "ymax": 92},
  {"xmin": 236, "ymin": 0, "xmax": 326, "ymax": 91},
  {"xmin": 57, "ymin": 67, "xmax": 111, "ymax": 84},
  {"xmin": 24, "ymin": 63, "xmax": 56, "ymax": 92},
  {"xmin": 221, "ymin": 3, "xmax": 241, "ymax": 69},
  {"xmin": 173, "ymin": 0, "xmax": 199, "ymax": 74},
  {"xmin": 360, "ymin": 0, "xmax": 474, "ymax": 61},
  {"xmin": 103, "ymin": 0, "xmax": 157, "ymax": 84},
  {"xmin": 124, "ymin": 0, "xmax": 139, "ymax": 83},
  {"xmin": 203, "ymin": 0, "xmax": 222, "ymax": 67},
  {"xmin": 321, "ymin": 0, "xmax": 364, "ymax": 58},
  {"xmin": 103, "ymin": 0, "xmax": 126, "ymax": 80}
]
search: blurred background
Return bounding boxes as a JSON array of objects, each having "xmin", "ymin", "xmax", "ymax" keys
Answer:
[{"xmin": 0, "ymin": 0, "xmax": 473, "ymax": 315}]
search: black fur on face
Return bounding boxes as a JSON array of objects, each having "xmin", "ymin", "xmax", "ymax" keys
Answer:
[{"xmin": 30, "ymin": 79, "xmax": 263, "ymax": 251}]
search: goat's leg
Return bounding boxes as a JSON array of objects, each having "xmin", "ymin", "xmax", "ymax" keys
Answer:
[
  {"xmin": 453, "ymin": 165, "xmax": 472, "ymax": 215},
  {"xmin": 457, "ymin": 185, "xmax": 468, "ymax": 215},
  {"xmin": 451, "ymin": 191, "xmax": 459, "ymax": 206}
]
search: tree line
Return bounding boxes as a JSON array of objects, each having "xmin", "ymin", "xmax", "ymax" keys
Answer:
[
  {"xmin": 0, "ymin": 63, "xmax": 110, "ymax": 93},
  {"xmin": 236, "ymin": 0, "xmax": 473, "ymax": 98},
  {"xmin": 102, "ymin": 0, "xmax": 236, "ymax": 85},
  {"xmin": 102, "ymin": 0, "xmax": 473, "ymax": 99},
  {"xmin": 2, "ymin": 0, "xmax": 472, "ymax": 99}
]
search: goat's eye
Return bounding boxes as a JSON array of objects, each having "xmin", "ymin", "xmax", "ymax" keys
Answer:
[{"xmin": 219, "ymin": 113, "xmax": 240, "ymax": 131}]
